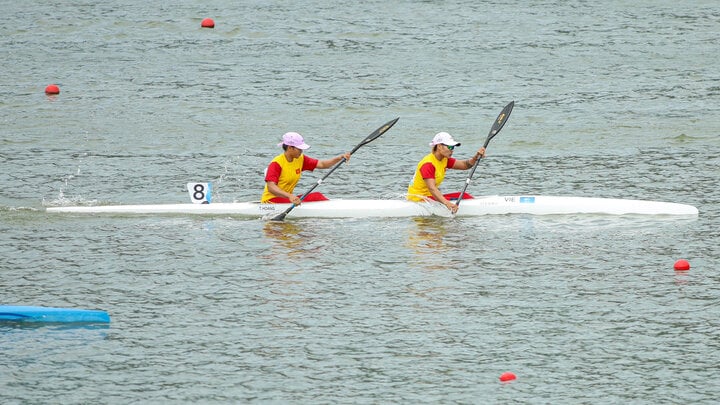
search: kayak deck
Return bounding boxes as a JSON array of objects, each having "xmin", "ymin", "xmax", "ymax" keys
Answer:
[{"xmin": 45, "ymin": 195, "xmax": 699, "ymax": 217}]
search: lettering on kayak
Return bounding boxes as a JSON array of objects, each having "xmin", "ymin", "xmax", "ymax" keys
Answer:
[
  {"xmin": 259, "ymin": 204, "xmax": 278, "ymax": 212},
  {"xmin": 519, "ymin": 196, "xmax": 536, "ymax": 204},
  {"xmin": 504, "ymin": 197, "xmax": 515, "ymax": 203}
]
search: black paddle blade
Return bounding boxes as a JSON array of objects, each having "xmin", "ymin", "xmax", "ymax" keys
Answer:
[
  {"xmin": 270, "ymin": 211, "xmax": 288, "ymax": 221},
  {"xmin": 483, "ymin": 101, "xmax": 514, "ymax": 147},
  {"xmin": 356, "ymin": 117, "xmax": 399, "ymax": 151},
  {"xmin": 455, "ymin": 101, "xmax": 515, "ymax": 209}
]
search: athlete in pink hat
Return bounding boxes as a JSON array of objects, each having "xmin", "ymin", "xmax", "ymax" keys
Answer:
[{"xmin": 261, "ymin": 132, "xmax": 351, "ymax": 205}]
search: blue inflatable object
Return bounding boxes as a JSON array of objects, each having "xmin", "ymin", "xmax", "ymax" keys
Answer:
[{"xmin": 0, "ymin": 305, "xmax": 110, "ymax": 323}]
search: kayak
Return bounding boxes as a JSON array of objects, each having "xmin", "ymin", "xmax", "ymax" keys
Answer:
[
  {"xmin": 45, "ymin": 195, "xmax": 699, "ymax": 217},
  {"xmin": 0, "ymin": 305, "xmax": 110, "ymax": 323}
]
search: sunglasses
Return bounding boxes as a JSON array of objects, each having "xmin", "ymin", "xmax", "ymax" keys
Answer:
[{"xmin": 444, "ymin": 144, "xmax": 456, "ymax": 151}]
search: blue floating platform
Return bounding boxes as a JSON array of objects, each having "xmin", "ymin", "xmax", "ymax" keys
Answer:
[{"xmin": 0, "ymin": 305, "xmax": 110, "ymax": 323}]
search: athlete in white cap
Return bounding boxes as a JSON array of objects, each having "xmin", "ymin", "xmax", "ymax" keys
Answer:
[{"xmin": 407, "ymin": 132, "xmax": 486, "ymax": 214}]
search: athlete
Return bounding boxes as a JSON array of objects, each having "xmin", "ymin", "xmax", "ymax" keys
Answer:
[
  {"xmin": 407, "ymin": 132, "xmax": 486, "ymax": 214},
  {"xmin": 261, "ymin": 132, "xmax": 351, "ymax": 204}
]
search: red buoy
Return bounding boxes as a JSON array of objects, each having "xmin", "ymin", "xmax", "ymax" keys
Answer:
[
  {"xmin": 499, "ymin": 372, "xmax": 516, "ymax": 382},
  {"xmin": 201, "ymin": 18, "xmax": 215, "ymax": 28},
  {"xmin": 45, "ymin": 84, "xmax": 60, "ymax": 94},
  {"xmin": 674, "ymin": 259, "xmax": 690, "ymax": 271}
]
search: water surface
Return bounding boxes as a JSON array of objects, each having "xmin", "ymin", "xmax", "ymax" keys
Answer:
[{"xmin": 1, "ymin": 1, "xmax": 719, "ymax": 403}]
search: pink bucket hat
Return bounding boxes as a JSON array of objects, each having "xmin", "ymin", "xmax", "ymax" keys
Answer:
[
  {"xmin": 278, "ymin": 132, "xmax": 310, "ymax": 150},
  {"xmin": 429, "ymin": 132, "xmax": 461, "ymax": 147}
]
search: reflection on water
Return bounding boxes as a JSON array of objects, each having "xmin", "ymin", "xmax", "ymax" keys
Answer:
[
  {"xmin": 262, "ymin": 221, "xmax": 303, "ymax": 254},
  {"xmin": 406, "ymin": 217, "xmax": 454, "ymax": 270},
  {"xmin": 259, "ymin": 220, "xmax": 318, "ymax": 318},
  {"xmin": 0, "ymin": 323, "xmax": 109, "ymax": 354},
  {"xmin": 0, "ymin": 323, "xmax": 110, "ymax": 334},
  {"xmin": 673, "ymin": 270, "xmax": 691, "ymax": 287}
]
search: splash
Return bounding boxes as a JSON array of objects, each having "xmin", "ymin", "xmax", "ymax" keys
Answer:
[{"xmin": 42, "ymin": 175, "xmax": 98, "ymax": 207}]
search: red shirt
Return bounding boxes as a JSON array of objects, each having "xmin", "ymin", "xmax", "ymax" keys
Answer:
[{"xmin": 419, "ymin": 157, "xmax": 457, "ymax": 179}]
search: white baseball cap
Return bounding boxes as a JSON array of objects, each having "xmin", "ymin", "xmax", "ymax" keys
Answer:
[
  {"xmin": 429, "ymin": 132, "xmax": 461, "ymax": 147},
  {"xmin": 278, "ymin": 132, "xmax": 310, "ymax": 150}
]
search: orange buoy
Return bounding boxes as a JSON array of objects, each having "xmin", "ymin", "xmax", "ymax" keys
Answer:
[
  {"xmin": 201, "ymin": 18, "xmax": 215, "ymax": 28},
  {"xmin": 674, "ymin": 259, "xmax": 690, "ymax": 271},
  {"xmin": 499, "ymin": 372, "xmax": 516, "ymax": 382},
  {"xmin": 45, "ymin": 84, "xmax": 60, "ymax": 94}
]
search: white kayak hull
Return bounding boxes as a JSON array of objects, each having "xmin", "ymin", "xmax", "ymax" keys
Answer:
[{"xmin": 46, "ymin": 196, "xmax": 699, "ymax": 217}]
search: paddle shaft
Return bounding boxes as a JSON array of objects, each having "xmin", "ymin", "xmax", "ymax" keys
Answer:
[
  {"xmin": 271, "ymin": 117, "xmax": 399, "ymax": 221},
  {"xmin": 455, "ymin": 101, "xmax": 515, "ymax": 206}
]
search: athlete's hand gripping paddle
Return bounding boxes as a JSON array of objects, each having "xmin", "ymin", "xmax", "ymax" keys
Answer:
[{"xmin": 269, "ymin": 117, "xmax": 400, "ymax": 221}]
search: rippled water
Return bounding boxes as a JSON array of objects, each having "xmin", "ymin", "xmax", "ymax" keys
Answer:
[{"xmin": 2, "ymin": 1, "xmax": 719, "ymax": 403}]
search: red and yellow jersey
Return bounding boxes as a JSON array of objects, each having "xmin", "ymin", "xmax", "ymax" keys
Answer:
[
  {"xmin": 407, "ymin": 153, "xmax": 457, "ymax": 201},
  {"xmin": 261, "ymin": 153, "xmax": 319, "ymax": 203}
]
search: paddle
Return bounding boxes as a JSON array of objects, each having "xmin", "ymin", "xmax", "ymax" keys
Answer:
[
  {"xmin": 269, "ymin": 117, "xmax": 400, "ymax": 221},
  {"xmin": 455, "ymin": 101, "xmax": 515, "ymax": 208}
]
